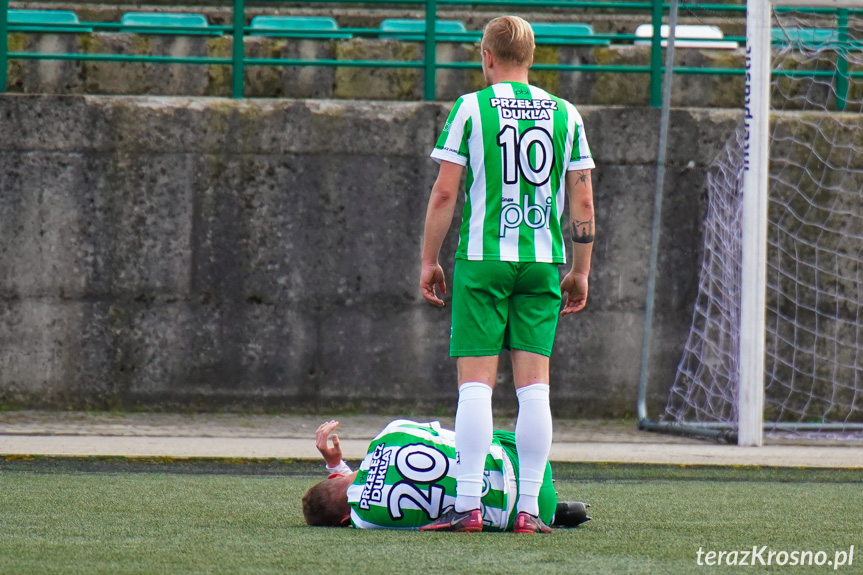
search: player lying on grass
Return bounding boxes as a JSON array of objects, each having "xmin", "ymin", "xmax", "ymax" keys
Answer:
[{"xmin": 302, "ymin": 420, "xmax": 590, "ymax": 532}]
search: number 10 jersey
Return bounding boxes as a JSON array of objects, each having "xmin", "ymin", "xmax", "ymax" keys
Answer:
[
  {"xmin": 346, "ymin": 420, "xmax": 518, "ymax": 530},
  {"xmin": 431, "ymin": 81, "xmax": 594, "ymax": 264}
]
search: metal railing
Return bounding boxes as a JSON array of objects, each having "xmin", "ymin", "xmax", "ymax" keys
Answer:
[{"xmin": 0, "ymin": 0, "xmax": 859, "ymax": 106}]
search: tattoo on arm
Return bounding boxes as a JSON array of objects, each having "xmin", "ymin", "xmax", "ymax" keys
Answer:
[
  {"xmin": 570, "ymin": 218, "xmax": 595, "ymax": 244},
  {"xmin": 573, "ymin": 170, "xmax": 591, "ymax": 186}
]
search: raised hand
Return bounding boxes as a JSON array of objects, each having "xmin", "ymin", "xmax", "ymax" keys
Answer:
[{"xmin": 315, "ymin": 420, "xmax": 343, "ymax": 467}]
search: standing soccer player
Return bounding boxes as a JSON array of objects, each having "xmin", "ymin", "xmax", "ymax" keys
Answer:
[{"xmin": 418, "ymin": 15, "xmax": 595, "ymax": 533}]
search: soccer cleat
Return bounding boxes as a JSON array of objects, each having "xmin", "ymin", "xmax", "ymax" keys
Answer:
[
  {"xmin": 419, "ymin": 507, "xmax": 483, "ymax": 532},
  {"xmin": 550, "ymin": 501, "xmax": 592, "ymax": 528},
  {"xmin": 513, "ymin": 511, "xmax": 553, "ymax": 534}
]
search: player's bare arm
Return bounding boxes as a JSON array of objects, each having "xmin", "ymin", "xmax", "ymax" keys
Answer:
[
  {"xmin": 561, "ymin": 168, "xmax": 595, "ymax": 316},
  {"xmin": 420, "ymin": 160, "xmax": 464, "ymax": 307}
]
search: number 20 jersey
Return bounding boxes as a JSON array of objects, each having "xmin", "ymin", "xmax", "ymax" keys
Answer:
[
  {"xmin": 346, "ymin": 420, "xmax": 517, "ymax": 530},
  {"xmin": 431, "ymin": 81, "xmax": 595, "ymax": 264}
]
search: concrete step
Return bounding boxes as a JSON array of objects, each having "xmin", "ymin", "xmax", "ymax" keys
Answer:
[
  {"xmin": 0, "ymin": 411, "xmax": 860, "ymax": 466},
  {"xmin": 4, "ymin": 31, "xmax": 756, "ymax": 106}
]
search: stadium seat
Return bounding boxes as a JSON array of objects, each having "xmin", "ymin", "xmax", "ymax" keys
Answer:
[
  {"xmin": 379, "ymin": 19, "xmax": 477, "ymax": 43},
  {"xmin": 250, "ymin": 16, "xmax": 351, "ymax": 39},
  {"xmin": 772, "ymin": 28, "xmax": 836, "ymax": 46},
  {"xmin": 531, "ymin": 23, "xmax": 610, "ymax": 46},
  {"xmin": 769, "ymin": 27, "xmax": 863, "ymax": 49},
  {"xmin": 634, "ymin": 24, "xmax": 739, "ymax": 49},
  {"xmin": 120, "ymin": 13, "xmax": 216, "ymax": 35},
  {"xmin": 8, "ymin": 9, "xmax": 91, "ymax": 33}
]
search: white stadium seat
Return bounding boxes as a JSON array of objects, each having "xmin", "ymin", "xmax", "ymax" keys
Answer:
[{"xmin": 634, "ymin": 24, "xmax": 740, "ymax": 49}]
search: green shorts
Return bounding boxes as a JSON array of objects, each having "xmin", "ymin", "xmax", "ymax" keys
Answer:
[
  {"xmin": 494, "ymin": 430, "xmax": 557, "ymax": 529},
  {"xmin": 450, "ymin": 259, "xmax": 562, "ymax": 357}
]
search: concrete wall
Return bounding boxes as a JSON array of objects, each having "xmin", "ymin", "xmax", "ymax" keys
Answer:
[{"xmin": 0, "ymin": 95, "xmax": 740, "ymax": 415}]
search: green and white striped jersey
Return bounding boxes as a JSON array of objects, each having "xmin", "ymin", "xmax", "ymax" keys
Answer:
[
  {"xmin": 346, "ymin": 420, "xmax": 517, "ymax": 531},
  {"xmin": 431, "ymin": 82, "xmax": 594, "ymax": 264}
]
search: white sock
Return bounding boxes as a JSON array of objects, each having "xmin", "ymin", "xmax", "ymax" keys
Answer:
[
  {"xmin": 454, "ymin": 381, "xmax": 493, "ymax": 513},
  {"xmin": 515, "ymin": 383, "xmax": 552, "ymax": 516}
]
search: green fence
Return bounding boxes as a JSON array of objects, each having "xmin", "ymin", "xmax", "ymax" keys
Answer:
[{"xmin": 0, "ymin": 0, "xmax": 858, "ymax": 106}]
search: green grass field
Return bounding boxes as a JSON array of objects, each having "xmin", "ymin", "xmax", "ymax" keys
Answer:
[{"xmin": 0, "ymin": 459, "xmax": 860, "ymax": 574}]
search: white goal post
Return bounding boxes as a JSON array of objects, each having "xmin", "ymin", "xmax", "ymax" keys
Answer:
[{"xmin": 740, "ymin": 0, "xmax": 772, "ymax": 446}]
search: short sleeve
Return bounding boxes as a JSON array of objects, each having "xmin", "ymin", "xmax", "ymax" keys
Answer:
[
  {"xmin": 567, "ymin": 114, "xmax": 595, "ymax": 171},
  {"xmin": 430, "ymin": 97, "xmax": 470, "ymax": 166}
]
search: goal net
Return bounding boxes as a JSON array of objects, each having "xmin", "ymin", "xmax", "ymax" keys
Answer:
[{"xmin": 661, "ymin": 5, "xmax": 863, "ymax": 440}]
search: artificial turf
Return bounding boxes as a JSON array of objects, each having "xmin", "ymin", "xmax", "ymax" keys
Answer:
[{"xmin": 0, "ymin": 459, "xmax": 860, "ymax": 574}]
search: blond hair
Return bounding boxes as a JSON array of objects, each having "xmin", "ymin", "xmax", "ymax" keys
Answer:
[{"xmin": 481, "ymin": 16, "xmax": 535, "ymax": 67}]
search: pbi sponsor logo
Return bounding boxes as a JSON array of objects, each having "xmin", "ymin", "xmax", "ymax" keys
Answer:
[{"xmin": 500, "ymin": 195, "xmax": 552, "ymax": 237}]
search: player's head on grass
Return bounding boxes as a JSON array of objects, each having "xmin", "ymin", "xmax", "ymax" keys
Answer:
[
  {"xmin": 301, "ymin": 476, "xmax": 352, "ymax": 527},
  {"xmin": 480, "ymin": 16, "xmax": 535, "ymax": 85}
]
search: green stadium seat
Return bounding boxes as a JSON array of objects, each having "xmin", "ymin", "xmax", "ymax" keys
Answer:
[
  {"xmin": 8, "ymin": 9, "xmax": 91, "ymax": 33},
  {"xmin": 771, "ymin": 28, "xmax": 863, "ymax": 50},
  {"xmin": 772, "ymin": 28, "xmax": 836, "ymax": 46},
  {"xmin": 250, "ymin": 16, "xmax": 351, "ymax": 39},
  {"xmin": 120, "ymin": 13, "xmax": 216, "ymax": 35},
  {"xmin": 531, "ymin": 23, "xmax": 610, "ymax": 46},
  {"xmin": 379, "ymin": 19, "xmax": 477, "ymax": 43}
]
